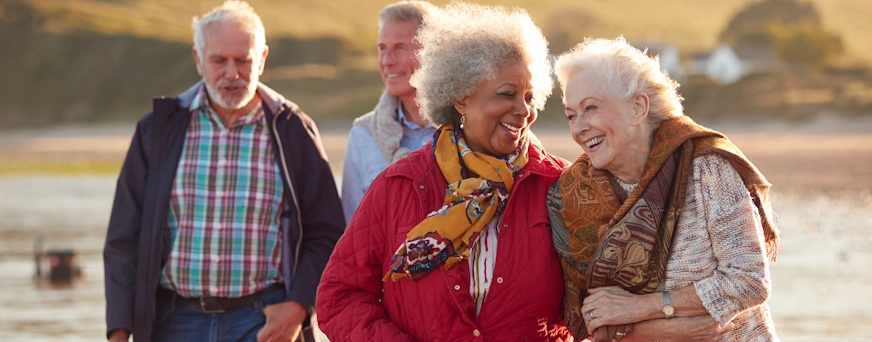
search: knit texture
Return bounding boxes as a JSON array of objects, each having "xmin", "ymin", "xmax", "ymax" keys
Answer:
[
  {"xmin": 353, "ymin": 91, "xmax": 410, "ymax": 163},
  {"xmin": 662, "ymin": 154, "xmax": 777, "ymax": 341}
]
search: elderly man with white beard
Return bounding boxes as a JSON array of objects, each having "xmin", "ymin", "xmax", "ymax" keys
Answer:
[{"xmin": 103, "ymin": 1, "xmax": 344, "ymax": 341}]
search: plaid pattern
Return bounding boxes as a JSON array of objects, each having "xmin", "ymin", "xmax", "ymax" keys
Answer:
[{"xmin": 160, "ymin": 86, "xmax": 283, "ymax": 298}]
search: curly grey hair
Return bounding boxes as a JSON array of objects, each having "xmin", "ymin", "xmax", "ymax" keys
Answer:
[
  {"xmin": 410, "ymin": 1, "xmax": 552, "ymax": 126},
  {"xmin": 554, "ymin": 37, "xmax": 684, "ymax": 125}
]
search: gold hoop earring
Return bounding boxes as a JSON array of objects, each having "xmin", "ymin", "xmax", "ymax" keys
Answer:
[{"xmin": 460, "ymin": 114, "xmax": 465, "ymax": 130}]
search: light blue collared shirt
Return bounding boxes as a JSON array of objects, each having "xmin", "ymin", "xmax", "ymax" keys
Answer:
[{"xmin": 341, "ymin": 101, "xmax": 435, "ymax": 223}]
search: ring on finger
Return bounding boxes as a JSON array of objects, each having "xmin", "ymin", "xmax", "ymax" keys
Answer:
[{"xmin": 587, "ymin": 310, "xmax": 597, "ymax": 320}]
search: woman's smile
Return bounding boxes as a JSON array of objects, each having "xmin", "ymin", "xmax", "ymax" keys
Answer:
[{"xmin": 456, "ymin": 61, "xmax": 536, "ymax": 157}]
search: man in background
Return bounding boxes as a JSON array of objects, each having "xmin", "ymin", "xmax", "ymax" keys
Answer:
[
  {"xmin": 341, "ymin": 1, "xmax": 437, "ymax": 223},
  {"xmin": 103, "ymin": 1, "xmax": 344, "ymax": 341}
]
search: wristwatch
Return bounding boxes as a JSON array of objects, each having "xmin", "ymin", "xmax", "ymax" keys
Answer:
[{"xmin": 661, "ymin": 291, "xmax": 675, "ymax": 319}]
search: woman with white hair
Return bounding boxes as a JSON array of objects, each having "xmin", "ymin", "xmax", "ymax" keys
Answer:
[
  {"xmin": 316, "ymin": 2, "xmax": 572, "ymax": 340},
  {"xmin": 548, "ymin": 37, "xmax": 780, "ymax": 341}
]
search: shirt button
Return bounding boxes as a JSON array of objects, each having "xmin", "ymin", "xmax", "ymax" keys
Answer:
[
  {"xmin": 473, "ymin": 329, "xmax": 480, "ymax": 337},
  {"xmin": 214, "ymin": 223, "xmax": 221, "ymax": 230},
  {"xmin": 210, "ymin": 286, "xmax": 219, "ymax": 295},
  {"xmin": 216, "ymin": 190, "xmax": 224, "ymax": 197},
  {"xmin": 218, "ymin": 158, "xmax": 227, "ymax": 166},
  {"xmin": 454, "ymin": 285, "xmax": 460, "ymax": 291},
  {"xmin": 419, "ymin": 184, "xmax": 425, "ymax": 190},
  {"xmin": 503, "ymin": 223, "xmax": 508, "ymax": 228},
  {"xmin": 497, "ymin": 277, "xmax": 504, "ymax": 284},
  {"xmin": 211, "ymin": 255, "xmax": 219, "ymax": 263}
]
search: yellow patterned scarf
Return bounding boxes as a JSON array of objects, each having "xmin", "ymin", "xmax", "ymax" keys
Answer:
[
  {"xmin": 383, "ymin": 124, "xmax": 528, "ymax": 282},
  {"xmin": 554, "ymin": 115, "xmax": 779, "ymax": 336}
]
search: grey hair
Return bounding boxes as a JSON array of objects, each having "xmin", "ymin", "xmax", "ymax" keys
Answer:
[
  {"xmin": 555, "ymin": 37, "xmax": 684, "ymax": 124},
  {"xmin": 410, "ymin": 1, "xmax": 553, "ymax": 126},
  {"xmin": 192, "ymin": 1, "xmax": 266, "ymax": 58},
  {"xmin": 378, "ymin": 0, "xmax": 437, "ymax": 28}
]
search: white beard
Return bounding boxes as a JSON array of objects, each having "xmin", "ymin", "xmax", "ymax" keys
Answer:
[{"xmin": 203, "ymin": 78, "xmax": 257, "ymax": 110}]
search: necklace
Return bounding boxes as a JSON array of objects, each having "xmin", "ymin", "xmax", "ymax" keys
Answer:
[{"xmin": 614, "ymin": 177, "xmax": 638, "ymax": 194}]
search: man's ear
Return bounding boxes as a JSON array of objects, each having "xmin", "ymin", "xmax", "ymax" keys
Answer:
[
  {"xmin": 193, "ymin": 48, "xmax": 204, "ymax": 76},
  {"xmin": 258, "ymin": 45, "xmax": 269, "ymax": 75},
  {"xmin": 632, "ymin": 92, "xmax": 649, "ymax": 125}
]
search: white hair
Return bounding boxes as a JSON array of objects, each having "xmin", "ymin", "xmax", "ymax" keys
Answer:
[
  {"xmin": 410, "ymin": 1, "xmax": 552, "ymax": 126},
  {"xmin": 555, "ymin": 37, "xmax": 684, "ymax": 124},
  {"xmin": 192, "ymin": 1, "xmax": 266, "ymax": 58},
  {"xmin": 378, "ymin": 0, "xmax": 437, "ymax": 28}
]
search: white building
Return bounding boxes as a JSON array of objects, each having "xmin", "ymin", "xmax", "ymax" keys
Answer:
[
  {"xmin": 688, "ymin": 44, "xmax": 783, "ymax": 85},
  {"xmin": 689, "ymin": 44, "xmax": 745, "ymax": 85}
]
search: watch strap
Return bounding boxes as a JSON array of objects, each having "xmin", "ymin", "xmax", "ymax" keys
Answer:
[
  {"xmin": 661, "ymin": 290, "xmax": 675, "ymax": 318},
  {"xmin": 663, "ymin": 290, "xmax": 673, "ymax": 306}
]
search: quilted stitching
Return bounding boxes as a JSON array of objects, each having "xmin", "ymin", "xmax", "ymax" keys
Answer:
[{"xmin": 317, "ymin": 145, "xmax": 572, "ymax": 341}]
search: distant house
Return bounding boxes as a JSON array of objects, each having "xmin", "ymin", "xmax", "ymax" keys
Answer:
[
  {"xmin": 633, "ymin": 41, "xmax": 685, "ymax": 80},
  {"xmin": 689, "ymin": 44, "xmax": 744, "ymax": 85},
  {"xmin": 734, "ymin": 45, "xmax": 782, "ymax": 75},
  {"xmin": 687, "ymin": 44, "xmax": 783, "ymax": 85}
]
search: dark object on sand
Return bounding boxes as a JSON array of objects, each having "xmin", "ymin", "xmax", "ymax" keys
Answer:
[{"xmin": 34, "ymin": 236, "xmax": 82, "ymax": 284}]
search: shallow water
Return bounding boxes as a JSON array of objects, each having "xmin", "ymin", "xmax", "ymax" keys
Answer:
[
  {"xmin": 0, "ymin": 176, "xmax": 114, "ymax": 341},
  {"xmin": 0, "ymin": 175, "xmax": 870, "ymax": 341}
]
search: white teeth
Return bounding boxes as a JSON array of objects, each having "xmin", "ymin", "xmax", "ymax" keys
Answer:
[
  {"xmin": 501, "ymin": 122, "xmax": 520, "ymax": 133},
  {"xmin": 586, "ymin": 136, "xmax": 604, "ymax": 147}
]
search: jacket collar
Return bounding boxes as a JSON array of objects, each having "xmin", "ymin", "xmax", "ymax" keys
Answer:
[
  {"xmin": 385, "ymin": 138, "xmax": 568, "ymax": 181},
  {"xmin": 177, "ymin": 81, "xmax": 288, "ymax": 117}
]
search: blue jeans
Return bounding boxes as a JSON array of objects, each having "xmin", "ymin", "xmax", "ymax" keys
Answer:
[{"xmin": 152, "ymin": 289, "xmax": 286, "ymax": 342}]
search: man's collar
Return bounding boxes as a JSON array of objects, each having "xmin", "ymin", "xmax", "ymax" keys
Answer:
[
  {"xmin": 178, "ymin": 80, "xmax": 287, "ymax": 117},
  {"xmin": 396, "ymin": 98, "xmax": 432, "ymax": 129},
  {"xmin": 189, "ymin": 84, "xmax": 207, "ymax": 112}
]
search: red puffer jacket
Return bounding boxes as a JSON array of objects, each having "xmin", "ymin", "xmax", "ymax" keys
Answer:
[{"xmin": 317, "ymin": 142, "xmax": 572, "ymax": 341}]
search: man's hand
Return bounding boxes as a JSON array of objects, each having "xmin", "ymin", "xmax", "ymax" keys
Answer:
[
  {"xmin": 257, "ymin": 301, "xmax": 307, "ymax": 342},
  {"xmin": 108, "ymin": 328, "xmax": 129, "ymax": 342}
]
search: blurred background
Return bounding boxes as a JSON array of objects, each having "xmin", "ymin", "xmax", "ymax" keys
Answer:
[{"xmin": 0, "ymin": 0, "xmax": 870, "ymax": 341}]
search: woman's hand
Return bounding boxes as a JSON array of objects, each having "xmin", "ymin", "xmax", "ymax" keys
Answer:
[
  {"xmin": 625, "ymin": 315, "xmax": 733, "ymax": 342},
  {"xmin": 590, "ymin": 324, "xmax": 632, "ymax": 342},
  {"xmin": 582, "ymin": 286, "xmax": 654, "ymax": 334}
]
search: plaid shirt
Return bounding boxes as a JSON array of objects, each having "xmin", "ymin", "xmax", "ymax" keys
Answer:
[{"xmin": 160, "ymin": 86, "xmax": 283, "ymax": 298}]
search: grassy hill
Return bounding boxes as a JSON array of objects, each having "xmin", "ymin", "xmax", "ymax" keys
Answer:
[
  {"xmin": 25, "ymin": 0, "xmax": 872, "ymax": 59},
  {"xmin": 1, "ymin": 0, "xmax": 871, "ymax": 128}
]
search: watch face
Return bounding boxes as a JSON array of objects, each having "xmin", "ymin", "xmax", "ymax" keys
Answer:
[{"xmin": 664, "ymin": 305, "xmax": 675, "ymax": 316}]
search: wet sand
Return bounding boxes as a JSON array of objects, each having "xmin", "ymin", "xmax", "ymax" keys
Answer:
[{"xmin": 0, "ymin": 122, "xmax": 870, "ymax": 341}]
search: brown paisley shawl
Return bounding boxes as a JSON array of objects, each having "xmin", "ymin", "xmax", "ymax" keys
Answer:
[{"xmin": 548, "ymin": 115, "xmax": 779, "ymax": 338}]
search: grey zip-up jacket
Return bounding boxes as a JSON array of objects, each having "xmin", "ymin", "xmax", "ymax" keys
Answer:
[{"xmin": 103, "ymin": 82, "xmax": 345, "ymax": 341}]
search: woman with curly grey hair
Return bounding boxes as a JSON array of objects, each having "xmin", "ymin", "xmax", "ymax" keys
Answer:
[
  {"xmin": 549, "ymin": 37, "xmax": 779, "ymax": 341},
  {"xmin": 316, "ymin": 1, "xmax": 572, "ymax": 340}
]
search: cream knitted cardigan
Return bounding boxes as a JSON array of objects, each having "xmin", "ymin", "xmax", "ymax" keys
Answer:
[{"xmin": 636, "ymin": 154, "xmax": 778, "ymax": 341}]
